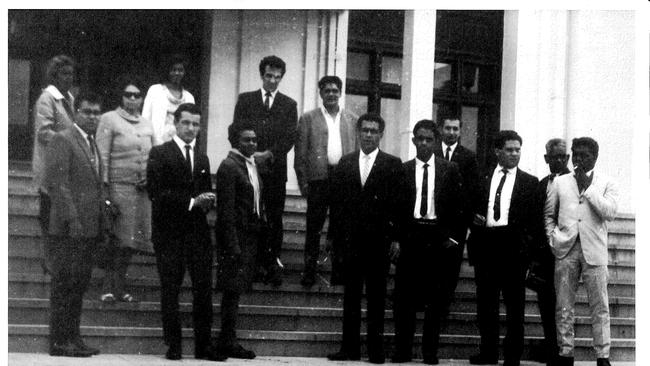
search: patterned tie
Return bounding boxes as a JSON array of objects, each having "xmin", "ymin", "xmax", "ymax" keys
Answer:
[
  {"xmin": 493, "ymin": 168, "xmax": 508, "ymax": 221},
  {"xmin": 87, "ymin": 135, "xmax": 99, "ymax": 174},
  {"xmin": 185, "ymin": 144, "xmax": 193, "ymax": 179},
  {"xmin": 264, "ymin": 91, "xmax": 271, "ymax": 111},
  {"xmin": 445, "ymin": 146, "xmax": 451, "ymax": 161},
  {"xmin": 420, "ymin": 163, "xmax": 429, "ymax": 217},
  {"xmin": 360, "ymin": 155, "xmax": 371, "ymax": 187}
]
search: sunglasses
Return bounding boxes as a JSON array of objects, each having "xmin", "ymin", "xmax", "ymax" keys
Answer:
[{"xmin": 123, "ymin": 91, "xmax": 142, "ymax": 99}]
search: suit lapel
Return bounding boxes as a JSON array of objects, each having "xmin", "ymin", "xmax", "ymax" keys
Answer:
[
  {"xmin": 363, "ymin": 151, "xmax": 384, "ymax": 190},
  {"xmin": 406, "ymin": 160, "xmax": 417, "ymax": 210},
  {"xmin": 434, "ymin": 159, "xmax": 443, "ymax": 211},
  {"xmin": 70, "ymin": 127, "xmax": 101, "ymax": 183}
]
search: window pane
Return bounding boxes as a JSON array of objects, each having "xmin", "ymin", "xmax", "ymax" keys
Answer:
[
  {"xmin": 347, "ymin": 52, "xmax": 370, "ymax": 81},
  {"xmin": 379, "ymin": 98, "xmax": 402, "ymax": 157},
  {"xmin": 381, "ymin": 56, "xmax": 401, "ymax": 84},
  {"xmin": 345, "ymin": 94, "xmax": 368, "ymax": 117},
  {"xmin": 462, "ymin": 63, "xmax": 496, "ymax": 95},
  {"xmin": 460, "ymin": 106, "xmax": 479, "ymax": 153},
  {"xmin": 434, "ymin": 62, "xmax": 454, "ymax": 93}
]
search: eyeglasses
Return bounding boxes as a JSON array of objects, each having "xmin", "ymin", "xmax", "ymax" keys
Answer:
[{"xmin": 123, "ymin": 91, "xmax": 142, "ymax": 99}]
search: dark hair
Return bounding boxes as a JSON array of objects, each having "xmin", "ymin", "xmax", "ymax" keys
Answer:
[
  {"xmin": 228, "ymin": 122, "xmax": 257, "ymax": 147},
  {"xmin": 73, "ymin": 90, "xmax": 102, "ymax": 111},
  {"xmin": 162, "ymin": 54, "xmax": 188, "ymax": 82},
  {"xmin": 435, "ymin": 104, "xmax": 462, "ymax": 128},
  {"xmin": 412, "ymin": 119, "xmax": 439, "ymax": 138},
  {"xmin": 259, "ymin": 55, "xmax": 286, "ymax": 77},
  {"xmin": 173, "ymin": 103, "xmax": 201, "ymax": 123},
  {"xmin": 571, "ymin": 137, "xmax": 599, "ymax": 157},
  {"xmin": 493, "ymin": 130, "xmax": 522, "ymax": 149},
  {"xmin": 356, "ymin": 113, "xmax": 386, "ymax": 133},
  {"xmin": 318, "ymin": 75, "xmax": 343, "ymax": 91},
  {"xmin": 46, "ymin": 54, "xmax": 75, "ymax": 85},
  {"xmin": 115, "ymin": 74, "xmax": 146, "ymax": 106}
]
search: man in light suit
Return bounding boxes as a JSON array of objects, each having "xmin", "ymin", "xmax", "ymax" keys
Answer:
[
  {"xmin": 147, "ymin": 103, "xmax": 224, "ymax": 361},
  {"xmin": 327, "ymin": 113, "xmax": 404, "ymax": 364},
  {"xmin": 468, "ymin": 130, "xmax": 539, "ymax": 366},
  {"xmin": 43, "ymin": 91, "xmax": 105, "ymax": 357},
  {"xmin": 392, "ymin": 119, "xmax": 464, "ymax": 364},
  {"xmin": 232, "ymin": 55, "xmax": 298, "ymax": 287},
  {"xmin": 544, "ymin": 137, "xmax": 619, "ymax": 366},
  {"xmin": 294, "ymin": 75, "xmax": 358, "ymax": 287}
]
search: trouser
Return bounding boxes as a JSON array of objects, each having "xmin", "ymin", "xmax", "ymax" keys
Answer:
[
  {"xmin": 533, "ymin": 247, "xmax": 559, "ymax": 360},
  {"xmin": 261, "ymin": 174, "xmax": 286, "ymax": 263},
  {"xmin": 217, "ymin": 290, "xmax": 241, "ymax": 348},
  {"xmin": 393, "ymin": 221, "xmax": 461, "ymax": 359},
  {"xmin": 49, "ymin": 235, "xmax": 98, "ymax": 347},
  {"xmin": 154, "ymin": 235, "xmax": 213, "ymax": 351},
  {"xmin": 555, "ymin": 239, "xmax": 610, "ymax": 358},
  {"xmin": 39, "ymin": 191, "xmax": 53, "ymax": 274},
  {"xmin": 474, "ymin": 226, "xmax": 526, "ymax": 363},
  {"xmin": 101, "ymin": 246, "xmax": 134, "ymax": 297},
  {"xmin": 303, "ymin": 174, "xmax": 333, "ymax": 274}
]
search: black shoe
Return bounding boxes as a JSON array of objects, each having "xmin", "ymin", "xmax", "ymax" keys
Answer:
[
  {"xmin": 165, "ymin": 345, "xmax": 182, "ymax": 360},
  {"xmin": 195, "ymin": 347, "xmax": 227, "ymax": 361},
  {"xmin": 503, "ymin": 360, "xmax": 520, "ymax": 366},
  {"xmin": 300, "ymin": 271, "xmax": 316, "ymax": 287},
  {"xmin": 71, "ymin": 338, "xmax": 100, "ymax": 355},
  {"xmin": 327, "ymin": 350, "xmax": 361, "ymax": 361},
  {"xmin": 390, "ymin": 353, "xmax": 412, "ymax": 363},
  {"xmin": 469, "ymin": 353, "xmax": 498, "ymax": 365},
  {"xmin": 596, "ymin": 358, "xmax": 611, "ymax": 366},
  {"xmin": 224, "ymin": 344, "xmax": 255, "ymax": 359},
  {"xmin": 368, "ymin": 353, "xmax": 385, "ymax": 364},
  {"xmin": 423, "ymin": 356, "xmax": 440, "ymax": 365},
  {"xmin": 49, "ymin": 343, "xmax": 94, "ymax": 357}
]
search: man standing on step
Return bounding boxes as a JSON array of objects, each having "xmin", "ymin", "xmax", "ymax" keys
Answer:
[
  {"xmin": 294, "ymin": 75, "xmax": 358, "ymax": 287},
  {"xmin": 43, "ymin": 91, "xmax": 105, "ymax": 357},
  {"xmin": 327, "ymin": 113, "xmax": 404, "ymax": 364},
  {"xmin": 147, "ymin": 103, "xmax": 224, "ymax": 361},
  {"xmin": 392, "ymin": 119, "xmax": 464, "ymax": 365},
  {"xmin": 544, "ymin": 137, "xmax": 619, "ymax": 366},
  {"xmin": 467, "ymin": 130, "xmax": 539, "ymax": 366},
  {"xmin": 528, "ymin": 138, "xmax": 570, "ymax": 365},
  {"xmin": 232, "ymin": 55, "xmax": 298, "ymax": 287}
]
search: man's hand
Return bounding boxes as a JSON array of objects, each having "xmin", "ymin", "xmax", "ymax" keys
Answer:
[
  {"xmin": 389, "ymin": 241, "xmax": 401, "ymax": 263},
  {"xmin": 472, "ymin": 213, "xmax": 486, "ymax": 227},
  {"xmin": 575, "ymin": 166, "xmax": 593, "ymax": 192},
  {"xmin": 194, "ymin": 192, "xmax": 216, "ymax": 211},
  {"xmin": 254, "ymin": 150, "xmax": 274, "ymax": 163}
]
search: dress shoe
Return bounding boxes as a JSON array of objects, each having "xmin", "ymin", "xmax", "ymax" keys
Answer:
[
  {"xmin": 300, "ymin": 271, "xmax": 316, "ymax": 287},
  {"xmin": 596, "ymin": 358, "xmax": 611, "ymax": 366},
  {"xmin": 423, "ymin": 356, "xmax": 440, "ymax": 365},
  {"xmin": 71, "ymin": 338, "xmax": 100, "ymax": 355},
  {"xmin": 390, "ymin": 353, "xmax": 412, "ymax": 363},
  {"xmin": 503, "ymin": 360, "xmax": 520, "ymax": 366},
  {"xmin": 368, "ymin": 353, "xmax": 385, "ymax": 364},
  {"xmin": 223, "ymin": 344, "xmax": 255, "ymax": 359},
  {"xmin": 327, "ymin": 350, "xmax": 361, "ymax": 361},
  {"xmin": 165, "ymin": 345, "xmax": 182, "ymax": 360},
  {"xmin": 49, "ymin": 343, "xmax": 94, "ymax": 357},
  {"xmin": 195, "ymin": 347, "xmax": 227, "ymax": 361},
  {"xmin": 469, "ymin": 353, "xmax": 498, "ymax": 365}
]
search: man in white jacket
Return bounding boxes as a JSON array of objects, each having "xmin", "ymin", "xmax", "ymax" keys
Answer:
[{"xmin": 544, "ymin": 137, "xmax": 619, "ymax": 366}]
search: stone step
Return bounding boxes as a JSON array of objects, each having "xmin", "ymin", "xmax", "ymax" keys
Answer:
[
  {"xmin": 7, "ymin": 324, "xmax": 635, "ymax": 361},
  {"xmin": 8, "ymin": 273, "xmax": 635, "ymax": 318},
  {"xmin": 8, "ymin": 298, "xmax": 635, "ymax": 339}
]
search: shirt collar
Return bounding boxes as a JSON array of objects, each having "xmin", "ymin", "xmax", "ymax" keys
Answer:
[
  {"xmin": 442, "ymin": 141, "xmax": 458, "ymax": 151},
  {"xmin": 45, "ymin": 85, "xmax": 72, "ymax": 101},
  {"xmin": 172, "ymin": 135, "xmax": 196, "ymax": 151},
  {"xmin": 73, "ymin": 123, "xmax": 89, "ymax": 140},
  {"xmin": 231, "ymin": 148, "xmax": 256, "ymax": 165},
  {"xmin": 261, "ymin": 88, "xmax": 278, "ymax": 99},
  {"xmin": 495, "ymin": 164, "xmax": 517, "ymax": 175},
  {"xmin": 416, "ymin": 155, "xmax": 435, "ymax": 167},
  {"xmin": 360, "ymin": 148, "xmax": 379, "ymax": 160},
  {"xmin": 320, "ymin": 105, "xmax": 341, "ymax": 119}
]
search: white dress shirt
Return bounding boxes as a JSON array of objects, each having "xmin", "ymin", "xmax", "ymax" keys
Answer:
[
  {"xmin": 260, "ymin": 88, "xmax": 278, "ymax": 109},
  {"xmin": 359, "ymin": 148, "xmax": 379, "ymax": 187},
  {"xmin": 442, "ymin": 141, "xmax": 458, "ymax": 161},
  {"xmin": 320, "ymin": 106, "xmax": 343, "ymax": 165},
  {"xmin": 486, "ymin": 165, "xmax": 517, "ymax": 227},
  {"xmin": 172, "ymin": 135, "xmax": 197, "ymax": 211},
  {"xmin": 232, "ymin": 148, "xmax": 261, "ymax": 216},
  {"xmin": 413, "ymin": 156, "xmax": 436, "ymax": 219}
]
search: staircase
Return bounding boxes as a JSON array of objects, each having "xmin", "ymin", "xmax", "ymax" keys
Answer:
[{"xmin": 7, "ymin": 165, "xmax": 635, "ymax": 361}]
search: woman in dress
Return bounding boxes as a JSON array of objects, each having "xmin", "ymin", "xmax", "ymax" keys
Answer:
[
  {"xmin": 142, "ymin": 54, "xmax": 195, "ymax": 145},
  {"xmin": 96, "ymin": 75, "xmax": 155, "ymax": 303}
]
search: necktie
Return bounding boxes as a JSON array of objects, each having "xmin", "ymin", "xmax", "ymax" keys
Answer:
[
  {"xmin": 87, "ymin": 135, "xmax": 98, "ymax": 174},
  {"xmin": 420, "ymin": 163, "xmax": 429, "ymax": 217},
  {"xmin": 493, "ymin": 168, "xmax": 508, "ymax": 221},
  {"xmin": 62, "ymin": 96, "xmax": 74, "ymax": 120},
  {"xmin": 264, "ymin": 91, "xmax": 271, "ymax": 111},
  {"xmin": 361, "ymin": 155, "xmax": 371, "ymax": 187},
  {"xmin": 184, "ymin": 144, "xmax": 193, "ymax": 179},
  {"xmin": 445, "ymin": 146, "xmax": 451, "ymax": 161}
]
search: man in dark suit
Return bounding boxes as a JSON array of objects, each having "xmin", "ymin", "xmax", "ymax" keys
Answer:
[
  {"xmin": 232, "ymin": 55, "xmax": 298, "ymax": 287},
  {"xmin": 146, "ymin": 103, "xmax": 224, "ymax": 361},
  {"xmin": 392, "ymin": 120, "xmax": 464, "ymax": 364},
  {"xmin": 433, "ymin": 113, "xmax": 480, "ymax": 321},
  {"xmin": 43, "ymin": 91, "xmax": 105, "ymax": 357},
  {"xmin": 214, "ymin": 122, "xmax": 265, "ymax": 360},
  {"xmin": 327, "ymin": 113, "xmax": 404, "ymax": 364},
  {"xmin": 467, "ymin": 130, "xmax": 539, "ymax": 366},
  {"xmin": 529, "ymin": 138, "xmax": 570, "ymax": 365},
  {"xmin": 294, "ymin": 75, "xmax": 358, "ymax": 287}
]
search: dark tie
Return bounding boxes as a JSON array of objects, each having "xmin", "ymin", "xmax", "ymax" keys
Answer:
[
  {"xmin": 264, "ymin": 91, "xmax": 271, "ymax": 111},
  {"xmin": 62, "ymin": 96, "xmax": 74, "ymax": 119},
  {"xmin": 184, "ymin": 144, "xmax": 193, "ymax": 179},
  {"xmin": 87, "ymin": 135, "xmax": 98, "ymax": 174},
  {"xmin": 445, "ymin": 146, "xmax": 451, "ymax": 161},
  {"xmin": 493, "ymin": 168, "xmax": 508, "ymax": 221},
  {"xmin": 420, "ymin": 163, "xmax": 429, "ymax": 217}
]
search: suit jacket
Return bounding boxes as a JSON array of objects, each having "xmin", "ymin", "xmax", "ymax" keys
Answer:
[
  {"xmin": 146, "ymin": 140, "xmax": 212, "ymax": 244},
  {"xmin": 294, "ymin": 107, "xmax": 358, "ymax": 192},
  {"xmin": 43, "ymin": 126, "xmax": 106, "ymax": 238},
  {"xmin": 329, "ymin": 150, "xmax": 404, "ymax": 284},
  {"xmin": 530, "ymin": 168, "xmax": 570, "ymax": 262},
  {"xmin": 233, "ymin": 89, "xmax": 298, "ymax": 181},
  {"xmin": 544, "ymin": 171, "xmax": 619, "ymax": 266},
  {"xmin": 433, "ymin": 143, "xmax": 479, "ymax": 226},
  {"xmin": 402, "ymin": 157, "xmax": 464, "ymax": 244},
  {"xmin": 467, "ymin": 166, "xmax": 539, "ymax": 265}
]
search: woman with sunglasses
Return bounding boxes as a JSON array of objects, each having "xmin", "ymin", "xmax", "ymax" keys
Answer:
[{"xmin": 96, "ymin": 75, "xmax": 155, "ymax": 303}]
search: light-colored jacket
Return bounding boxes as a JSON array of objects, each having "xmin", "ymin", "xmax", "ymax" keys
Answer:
[
  {"xmin": 544, "ymin": 171, "xmax": 619, "ymax": 266},
  {"xmin": 294, "ymin": 107, "xmax": 357, "ymax": 193},
  {"xmin": 32, "ymin": 85, "xmax": 75, "ymax": 191},
  {"xmin": 142, "ymin": 83, "xmax": 194, "ymax": 145}
]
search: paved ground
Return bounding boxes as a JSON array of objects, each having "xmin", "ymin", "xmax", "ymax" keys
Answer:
[{"xmin": 8, "ymin": 354, "xmax": 636, "ymax": 366}]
